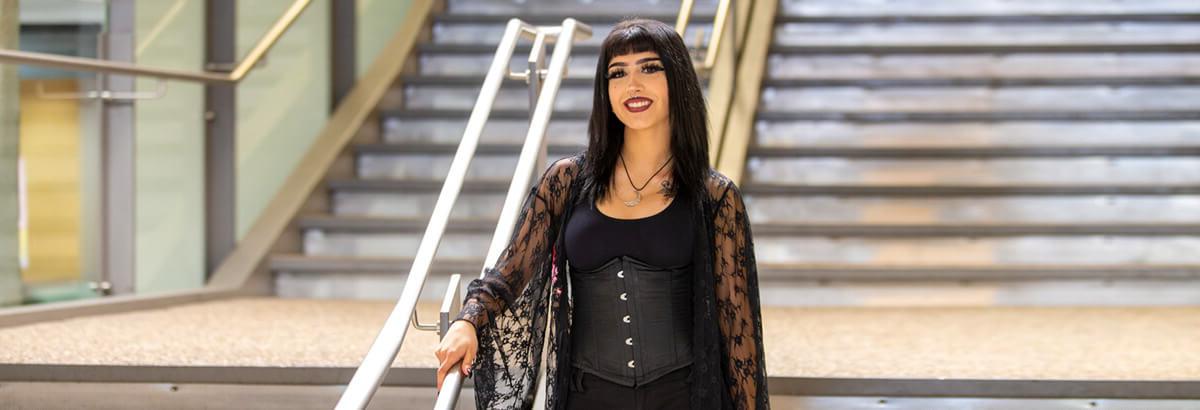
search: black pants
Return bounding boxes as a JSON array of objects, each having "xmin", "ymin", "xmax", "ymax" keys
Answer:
[{"xmin": 565, "ymin": 365, "xmax": 691, "ymax": 410}]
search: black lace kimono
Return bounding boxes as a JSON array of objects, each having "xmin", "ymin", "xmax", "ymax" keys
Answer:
[{"xmin": 455, "ymin": 153, "xmax": 769, "ymax": 409}]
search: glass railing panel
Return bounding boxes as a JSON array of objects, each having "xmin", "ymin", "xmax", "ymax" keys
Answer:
[
  {"xmin": 5, "ymin": 0, "xmax": 110, "ymax": 305},
  {"xmin": 234, "ymin": 0, "xmax": 331, "ymax": 238},
  {"xmin": 132, "ymin": 0, "xmax": 206, "ymax": 294},
  {"xmin": 357, "ymin": 0, "xmax": 414, "ymax": 79}
]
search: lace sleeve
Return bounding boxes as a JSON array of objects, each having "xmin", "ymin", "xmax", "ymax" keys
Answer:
[
  {"xmin": 454, "ymin": 157, "xmax": 576, "ymax": 332},
  {"xmin": 712, "ymin": 177, "xmax": 770, "ymax": 409}
]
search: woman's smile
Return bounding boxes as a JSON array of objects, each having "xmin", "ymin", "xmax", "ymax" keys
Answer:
[{"xmin": 624, "ymin": 96, "xmax": 653, "ymax": 113}]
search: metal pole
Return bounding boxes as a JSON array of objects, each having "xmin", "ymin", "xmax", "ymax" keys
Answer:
[
  {"xmin": 101, "ymin": 0, "xmax": 137, "ymax": 295},
  {"xmin": 204, "ymin": 0, "xmax": 237, "ymax": 277},
  {"xmin": 331, "ymin": 0, "xmax": 356, "ymax": 110}
]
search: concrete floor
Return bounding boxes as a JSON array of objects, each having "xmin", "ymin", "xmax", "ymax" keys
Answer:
[{"xmin": 1, "ymin": 297, "xmax": 1199, "ymax": 380}]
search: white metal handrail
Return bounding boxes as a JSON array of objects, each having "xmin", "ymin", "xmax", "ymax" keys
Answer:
[
  {"xmin": 463, "ymin": 18, "xmax": 588, "ymax": 410},
  {"xmin": 335, "ymin": 18, "xmax": 591, "ymax": 410}
]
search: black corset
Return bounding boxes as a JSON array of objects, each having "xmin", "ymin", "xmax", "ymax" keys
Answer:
[{"xmin": 568, "ymin": 255, "xmax": 693, "ymax": 387}]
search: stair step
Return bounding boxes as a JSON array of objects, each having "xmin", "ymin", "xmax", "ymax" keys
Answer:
[
  {"xmin": 760, "ymin": 263, "xmax": 1200, "ymax": 281},
  {"xmin": 745, "ymin": 196, "xmax": 1200, "ymax": 225},
  {"xmin": 400, "ymin": 75, "xmax": 708, "ymax": 90},
  {"xmin": 402, "ymin": 79, "xmax": 709, "ymax": 111},
  {"xmin": 419, "ymin": 44, "xmax": 602, "ymax": 55},
  {"xmin": 776, "ymin": 13, "xmax": 1200, "ymax": 23},
  {"xmin": 271, "ymin": 255, "xmax": 1200, "ymax": 281},
  {"xmin": 743, "ymin": 183, "xmax": 1200, "ymax": 196},
  {"xmin": 763, "ymin": 76, "xmax": 1200, "ymax": 87},
  {"xmin": 767, "ymin": 53, "xmax": 1200, "ymax": 81},
  {"xmin": 746, "ymin": 157, "xmax": 1200, "ymax": 186},
  {"xmin": 327, "ymin": 179, "xmax": 510, "ymax": 193},
  {"xmin": 302, "ymin": 231, "xmax": 493, "ymax": 259},
  {"xmin": 418, "ymin": 43, "xmax": 1200, "ymax": 56},
  {"xmin": 271, "ymin": 254, "xmax": 480, "ymax": 273},
  {"xmin": 384, "ymin": 108, "xmax": 590, "ymax": 120},
  {"xmin": 757, "ymin": 236, "xmax": 1200, "ymax": 265},
  {"xmin": 329, "ymin": 178, "xmax": 1200, "ymax": 197},
  {"xmin": 433, "ymin": 20, "xmax": 712, "ymax": 47},
  {"xmin": 355, "ymin": 143, "xmax": 584, "ymax": 181},
  {"xmin": 301, "ymin": 215, "xmax": 1200, "ymax": 237},
  {"xmin": 754, "ymin": 223, "xmax": 1200, "ymax": 237},
  {"xmin": 403, "ymin": 82, "xmax": 595, "ymax": 111},
  {"xmin": 753, "ymin": 121, "xmax": 1200, "ymax": 149},
  {"xmin": 356, "ymin": 142, "xmax": 585, "ymax": 155},
  {"xmin": 302, "ymin": 211, "xmax": 1200, "ymax": 237},
  {"xmin": 381, "ymin": 116, "xmax": 587, "ymax": 145},
  {"xmin": 434, "ymin": 13, "xmax": 706, "ymax": 24},
  {"xmin": 772, "ymin": 22, "xmax": 1200, "ymax": 47},
  {"xmin": 770, "ymin": 43, "xmax": 1200, "ymax": 54},
  {"xmin": 446, "ymin": 0, "xmax": 718, "ymax": 16},
  {"xmin": 759, "ymin": 85, "xmax": 1200, "ymax": 112},
  {"xmin": 298, "ymin": 215, "xmax": 498, "ymax": 234},
  {"xmin": 419, "ymin": 51, "xmax": 599, "ymax": 78},
  {"xmin": 780, "ymin": 0, "xmax": 1199, "ymax": 17},
  {"xmin": 401, "ymin": 75, "xmax": 596, "ymax": 87},
  {"xmin": 333, "ymin": 191, "xmax": 505, "ymax": 220},
  {"xmin": 745, "ymin": 146, "xmax": 1200, "ymax": 158},
  {"xmin": 754, "ymin": 110, "xmax": 1200, "ymax": 122},
  {"xmin": 331, "ymin": 191, "xmax": 1200, "ymax": 223},
  {"xmin": 297, "ymin": 230, "xmax": 1200, "ymax": 267}
]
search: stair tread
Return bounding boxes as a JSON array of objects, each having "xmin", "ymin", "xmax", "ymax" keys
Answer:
[
  {"xmin": 762, "ymin": 76, "xmax": 1200, "ymax": 87},
  {"xmin": 774, "ymin": 13, "xmax": 1200, "ymax": 23},
  {"xmin": 270, "ymin": 253, "xmax": 1200, "ymax": 279},
  {"xmin": 299, "ymin": 214, "xmax": 1200, "ymax": 236},
  {"xmin": 274, "ymin": 254, "xmax": 1200, "ymax": 270},
  {"xmin": 435, "ymin": 13, "xmax": 711, "ymax": 23},
  {"xmin": 743, "ymin": 183, "xmax": 1200, "ymax": 196},
  {"xmin": 382, "ymin": 108, "xmax": 590, "ymax": 119},
  {"xmin": 355, "ymin": 142, "xmax": 585, "ymax": 155},
  {"xmin": 418, "ymin": 43, "xmax": 1200, "ymax": 55},
  {"xmin": 330, "ymin": 179, "xmax": 1200, "ymax": 194},
  {"xmin": 358, "ymin": 142, "xmax": 1200, "ymax": 157},
  {"xmin": 754, "ymin": 110, "xmax": 1200, "ymax": 122},
  {"xmin": 401, "ymin": 75, "xmax": 708, "ymax": 87},
  {"xmin": 770, "ymin": 43, "xmax": 1200, "ymax": 54},
  {"xmin": 746, "ymin": 145, "xmax": 1200, "ymax": 158}
]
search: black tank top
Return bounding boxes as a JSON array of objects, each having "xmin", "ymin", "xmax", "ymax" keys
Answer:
[{"xmin": 564, "ymin": 193, "xmax": 693, "ymax": 271}]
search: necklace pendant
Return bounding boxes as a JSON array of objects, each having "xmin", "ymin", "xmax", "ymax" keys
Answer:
[{"xmin": 623, "ymin": 190, "xmax": 642, "ymax": 207}]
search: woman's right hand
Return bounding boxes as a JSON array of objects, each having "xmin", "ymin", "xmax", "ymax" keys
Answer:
[{"xmin": 435, "ymin": 320, "xmax": 478, "ymax": 391}]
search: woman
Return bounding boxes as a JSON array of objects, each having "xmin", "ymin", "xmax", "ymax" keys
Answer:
[{"xmin": 435, "ymin": 18, "xmax": 768, "ymax": 409}]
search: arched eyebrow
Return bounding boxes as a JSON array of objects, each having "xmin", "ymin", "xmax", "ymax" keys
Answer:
[{"xmin": 607, "ymin": 57, "xmax": 661, "ymax": 69}]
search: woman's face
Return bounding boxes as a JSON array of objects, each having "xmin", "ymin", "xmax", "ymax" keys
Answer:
[{"xmin": 606, "ymin": 50, "xmax": 669, "ymax": 132}]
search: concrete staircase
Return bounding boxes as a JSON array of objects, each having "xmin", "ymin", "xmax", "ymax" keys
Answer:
[
  {"xmin": 271, "ymin": 0, "xmax": 718, "ymax": 300},
  {"xmin": 740, "ymin": 0, "xmax": 1200, "ymax": 305},
  {"xmin": 273, "ymin": 0, "xmax": 1200, "ymax": 306}
]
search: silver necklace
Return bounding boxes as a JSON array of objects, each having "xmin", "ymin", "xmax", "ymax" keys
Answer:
[{"xmin": 618, "ymin": 154, "xmax": 673, "ymax": 207}]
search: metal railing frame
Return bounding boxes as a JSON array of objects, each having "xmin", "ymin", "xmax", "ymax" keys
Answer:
[
  {"xmin": 0, "ymin": 0, "xmax": 311, "ymax": 84},
  {"xmin": 675, "ymin": 0, "xmax": 734, "ymax": 71},
  {"xmin": 335, "ymin": 18, "xmax": 592, "ymax": 410}
]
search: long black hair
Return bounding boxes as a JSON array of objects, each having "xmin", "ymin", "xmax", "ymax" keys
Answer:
[{"xmin": 581, "ymin": 18, "xmax": 710, "ymax": 205}]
